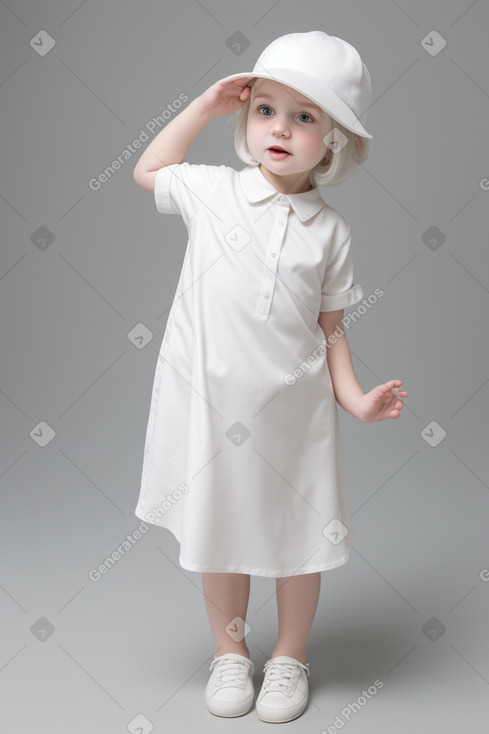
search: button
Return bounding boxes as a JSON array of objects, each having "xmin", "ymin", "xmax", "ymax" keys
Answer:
[
  {"xmin": 264, "ymin": 294, "xmax": 270, "ymax": 300},
  {"xmin": 278, "ymin": 221, "xmax": 284, "ymax": 227},
  {"xmin": 270, "ymin": 252, "xmax": 276, "ymax": 257},
  {"xmin": 278, "ymin": 195, "xmax": 286, "ymax": 202}
]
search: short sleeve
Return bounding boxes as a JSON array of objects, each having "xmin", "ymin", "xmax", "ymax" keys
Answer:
[
  {"xmin": 320, "ymin": 225, "xmax": 363, "ymax": 311},
  {"xmin": 154, "ymin": 162, "xmax": 227, "ymax": 227}
]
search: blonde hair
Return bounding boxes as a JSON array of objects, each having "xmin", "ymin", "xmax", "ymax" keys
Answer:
[{"xmin": 234, "ymin": 84, "xmax": 360, "ymax": 187}]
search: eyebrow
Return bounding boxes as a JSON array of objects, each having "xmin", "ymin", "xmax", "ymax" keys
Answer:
[{"xmin": 252, "ymin": 94, "xmax": 320, "ymax": 112}]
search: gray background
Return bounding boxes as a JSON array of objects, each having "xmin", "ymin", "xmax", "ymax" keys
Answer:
[{"xmin": 1, "ymin": 0, "xmax": 488, "ymax": 731}]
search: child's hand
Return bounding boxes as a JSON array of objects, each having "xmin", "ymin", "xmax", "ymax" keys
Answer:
[
  {"xmin": 353, "ymin": 380, "xmax": 408, "ymax": 422},
  {"xmin": 198, "ymin": 78, "xmax": 253, "ymax": 119}
]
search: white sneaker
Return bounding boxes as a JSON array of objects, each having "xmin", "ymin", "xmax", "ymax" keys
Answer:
[
  {"xmin": 256, "ymin": 655, "xmax": 310, "ymax": 723},
  {"xmin": 205, "ymin": 652, "xmax": 255, "ymax": 717}
]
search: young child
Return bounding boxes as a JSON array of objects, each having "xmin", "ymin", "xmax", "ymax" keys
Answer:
[{"xmin": 133, "ymin": 30, "xmax": 408, "ymax": 724}]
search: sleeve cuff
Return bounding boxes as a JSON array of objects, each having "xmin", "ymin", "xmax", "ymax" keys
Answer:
[
  {"xmin": 154, "ymin": 164, "xmax": 179, "ymax": 215},
  {"xmin": 320, "ymin": 283, "xmax": 364, "ymax": 311}
]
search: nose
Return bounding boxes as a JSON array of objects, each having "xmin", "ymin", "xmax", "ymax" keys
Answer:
[{"xmin": 270, "ymin": 115, "xmax": 290, "ymax": 137}]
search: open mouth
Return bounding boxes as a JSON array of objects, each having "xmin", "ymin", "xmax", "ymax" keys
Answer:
[{"xmin": 267, "ymin": 146, "xmax": 291, "ymax": 158}]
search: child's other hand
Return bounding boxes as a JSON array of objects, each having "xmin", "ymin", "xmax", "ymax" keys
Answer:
[
  {"xmin": 198, "ymin": 78, "xmax": 253, "ymax": 119},
  {"xmin": 354, "ymin": 380, "xmax": 408, "ymax": 422}
]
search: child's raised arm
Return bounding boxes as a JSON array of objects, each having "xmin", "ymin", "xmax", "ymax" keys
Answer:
[{"xmin": 133, "ymin": 77, "xmax": 253, "ymax": 194}]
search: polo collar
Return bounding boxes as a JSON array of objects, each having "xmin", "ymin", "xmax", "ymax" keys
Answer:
[{"xmin": 239, "ymin": 165, "xmax": 325, "ymax": 222}]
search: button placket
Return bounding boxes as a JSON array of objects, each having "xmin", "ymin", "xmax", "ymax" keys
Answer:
[{"xmin": 256, "ymin": 201, "xmax": 289, "ymax": 317}]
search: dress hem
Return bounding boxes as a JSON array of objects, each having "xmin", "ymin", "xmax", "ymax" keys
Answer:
[
  {"xmin": 177, "ymin": 550, "xmax": 351, "ymax": 577},
  {"xmin": 135, "ymin": 507, "xmax": 352, "ymax": 578}
]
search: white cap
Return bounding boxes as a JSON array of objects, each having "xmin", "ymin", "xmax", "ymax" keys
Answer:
[{"xmin": 219, "ymin": 31, "xmax": 373, "ymax": 163}]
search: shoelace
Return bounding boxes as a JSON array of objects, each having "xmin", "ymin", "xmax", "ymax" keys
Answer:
[
  {"xmin": 209, "ymin": 657, "xmax": 254, "ymax": 690},
  {"xmin": 262, "ymin": 659, "xmax": 310, "ymax": 694}
]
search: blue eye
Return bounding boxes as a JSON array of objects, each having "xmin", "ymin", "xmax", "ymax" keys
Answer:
[{"xmin": 256, "ymin": 105, "xmax": 314, "ymax": 122}]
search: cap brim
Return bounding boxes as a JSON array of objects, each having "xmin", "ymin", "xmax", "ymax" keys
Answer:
[{"xmin": 218, "ymin": 70, "xmax": 372, "ymax": 141}]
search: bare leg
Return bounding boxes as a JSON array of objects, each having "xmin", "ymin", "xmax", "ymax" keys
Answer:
[
  {"xmin": 202, "ymin": 572, "xmax": 251, "ymax": 659},
  {"xmin": 270, "ymin": 572, "xmax": 321, "ymax": 664}
]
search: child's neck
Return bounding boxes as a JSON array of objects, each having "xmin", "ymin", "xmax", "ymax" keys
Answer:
[{"xmin": 258, "ymin": 164, "xmax": 314, "ymax": 195}]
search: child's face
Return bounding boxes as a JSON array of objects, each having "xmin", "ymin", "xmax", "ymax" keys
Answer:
[{"xmin": 246, "ymin": 78, "xmax": 331, "ymax": 191}]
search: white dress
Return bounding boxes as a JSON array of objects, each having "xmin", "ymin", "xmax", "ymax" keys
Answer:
[{"xmin": 134, "ymin": 162, "xmax": 364, "ymax": 577}]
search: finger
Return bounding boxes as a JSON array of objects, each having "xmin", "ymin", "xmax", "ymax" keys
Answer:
[
  {"xmin": 218, "ymin": 75, "xmax": 254, "ymax": 89},
  {"xmin": 228, "ymin": 75, "xmax": 254, "ymax": 82},
  {"xmin": 373, "ymin": 384, "xmax": 394, "ymax": 401},
  {"xmin": 386, "ymin": 379, "xmax": 403, "ymax": 388},
  {"xmin": 219, "ymin": 80, "xmax": 249, "ymax": 93},
  {"xmin": 390, "ymin": 386, "xmax": 407, "ymax": 399}
]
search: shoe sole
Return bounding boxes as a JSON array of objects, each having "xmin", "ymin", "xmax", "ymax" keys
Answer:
[
  {"xmin": 256, "ymin": 700, "xmax": 308, "ymax": 723},
  {"xmin": 206, "ymin": 692, "xmax": 255, "ymax": 717}
]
